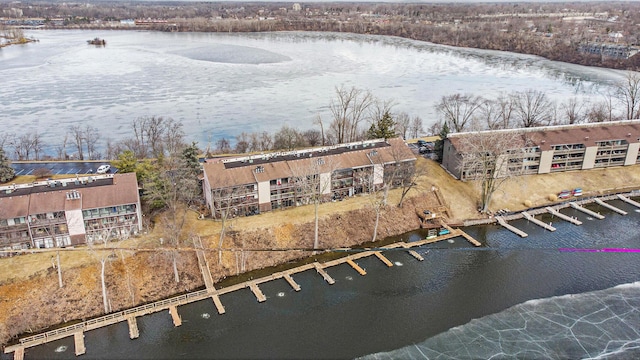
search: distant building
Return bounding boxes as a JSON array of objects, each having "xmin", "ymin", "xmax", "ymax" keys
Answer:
[
  {"xmin": 202, "ymin": 138, "xmax": 416, "ymax": 218},
  {"xmin": 579, "ymin": 43, "xmax": 639, "ymax": 59},
  {"xmin": 0, "ymin": 173, "xmax": 142, "ymax": 253},
  {"xmin": 442, "ymin": 120, "xmax": 640, "ymax": 181},
  {"xmin": 292, "ymin": 3, "xmax": 302, "ymax": 11}
]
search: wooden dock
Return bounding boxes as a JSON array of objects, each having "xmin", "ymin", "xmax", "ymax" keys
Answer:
[
  {"xmin": 346, "ymin": 259, "xmax": 367, "ymax": 275},
  {"xmin": 522, "ymin": 211, "xmax": 556, "ymax": 231},
  {"xmin": 211, "ymin": 294, "xmax": 226, "ymax": 314},
  {"xmin": 374, "ymin": 251, "xmax": 393, "ymax": 267},
  {"xmin": 546, "ymin": 207, "xmax": 582, "ymax": 225},
  {"xmin": 12, "ymin": 347, "xmax": 23, "ymax": 360},
  {"xmin": 193, "ymin": 236, "xmax": 216, "ymax": 292},
  {"xmin": 314, "ymin": 263, "xmax": 336, "ymax": 284},
  {"xmin": 73, "ymin": 331, "xmax": 85, "ymax": 356},
  {"xmin": 169, "ymin": 306, "xmax": 182, "ymax": 327},
  {"xmin": 407, "ymin": 249, "xmax": 424, "ymax": 261},
  {"xmin": 617, "ymin": 194, "xmax": 640, "ymax": 208},
  {"xmin": 495, "ymin": 216, "xmax": 528, "ymax": 237},
  {"xmin": 441, "ymin": 223, "xmax": 482, "ymax": 247},
  {"xmin": 594, "ymin": 198, "xmax": 627, "ymax": 215},
  {"xmin": 570, "ymin": 202, "xmax": 605, "ymax": 219},
  {"xmin": 127, "ymin": 316, "xmax": 139, "ymax": 339},
  {"xmin": 283, "ymin": 273, "xmax": 301, "ymax": 291},
  {"xmin": 248, "ymin": 282, "xmax": 267, "ymax": 302}
]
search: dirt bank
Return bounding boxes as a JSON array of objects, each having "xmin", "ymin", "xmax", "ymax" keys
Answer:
[{"xmin": 2, "ymin": 158, "xmax": 640, "ymax": 347}]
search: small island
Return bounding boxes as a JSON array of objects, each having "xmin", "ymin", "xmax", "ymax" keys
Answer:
[
  {"xmin": 0, "ymin": 28, "xmax": 38, "ymax": 48},
  {"xmin": 87, "ymin": 37, "xmax": 106, "ymax": 46}
]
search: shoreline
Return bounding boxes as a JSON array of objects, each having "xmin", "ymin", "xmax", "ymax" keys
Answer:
[{"xmin": 4, "ymin": 188, "xmax": 640, "ymax": 354}]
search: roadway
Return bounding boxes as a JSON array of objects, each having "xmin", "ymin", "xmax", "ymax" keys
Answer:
[{"xmin": 11, "ymin": 161, "xmax": 117, "ymax": 176}]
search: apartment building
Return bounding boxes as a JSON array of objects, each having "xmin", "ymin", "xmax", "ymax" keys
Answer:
[
  {"xmin": 0, "ymin": 173, "xmax": 142, "ymax": 252},
  {"xmin": 442, "ymin": 120, "xmax": 640, "ymax": 181},
  {"xmin": 202, "ymin": 138, "xmax": 416, "ymax": 218}
]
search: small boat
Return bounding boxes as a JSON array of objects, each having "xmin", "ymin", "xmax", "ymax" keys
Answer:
[
  {"xmin": 87, "ymin": 37, "xmax": 106, "ymax": 46},
  {"xmin": 438, "ymin": 228, "xmax": 450, "ymax": 236}
]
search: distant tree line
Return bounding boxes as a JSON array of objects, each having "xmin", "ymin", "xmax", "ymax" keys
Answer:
[{"xmin": 5, "ymin": 1, "xmax": 640, "ymax": 70}]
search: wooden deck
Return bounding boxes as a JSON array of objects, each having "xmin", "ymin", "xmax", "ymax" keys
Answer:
[
  {"xmin": 127, "ymin": 316, "xmax": 139, "ymax": 339},
  {"xmin": 546, "ymin": 207, "xmax": 582, "ymax": 225},
  {"xmin": 618, "ymin": 194, "xmax": 640, "ymax": 208},
  {"xmin": 594, "ymin": 198, "xmax": 627, "ymax": 215},
  {"xmin": 73, "ymin": 332, "xmax": 85, "ymax": 356},
  {"xmin": 248, "ymin": 282, "xmax": 267, "ymax": 302},
  {"xmin": 283, "ymin": 273, "xmax": 302, "ymax": 291},
  {"xmin": 570, "ymin": 202, "xmax": 605, "ymax": 219},
  {"xmin": 169, "ymin": 306, "xmax": 182, "ymax": 327},
  {"xmin": 211, "ymin": 294, "xmax": 226, "ymax": 314},
  {"xmin": 374, "ymin": 251, "xmax": 393, "ymax": 267},
  {"xmin": 346, "ymin": 259, "xmax": 367, "ymax": 275},
  {"xmin": 496, "ymin": 216, "xmax": 528, "ymax": 237},
  {"xmin": 522, "ymin": 211, "xmax": 556, "ymax": 231}
]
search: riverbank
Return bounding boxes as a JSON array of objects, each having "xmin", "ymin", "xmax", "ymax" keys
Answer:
[{"xmin": 2, "ymin": 158, "xmax": 640, "ymax": 347}]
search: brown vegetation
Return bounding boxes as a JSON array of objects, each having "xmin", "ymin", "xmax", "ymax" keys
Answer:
[{"xmin": 2, "ymin": 158, "xmax": 640, "ymax": 347}]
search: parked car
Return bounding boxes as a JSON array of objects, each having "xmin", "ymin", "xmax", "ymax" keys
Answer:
[
  {"xmin": 96, "ymin": 164, "xmax": 111, "ymax": 174},
  {"xmin": 558, "ymin": 190, "xmax": 571, "ymax": 199},
  {"xmin": 572, "ymin": 188, "xmax": 583, "ymax": 197},
  {"xmin": 417, "ymin": 139, "xmax": 428, "ymax": 147}
]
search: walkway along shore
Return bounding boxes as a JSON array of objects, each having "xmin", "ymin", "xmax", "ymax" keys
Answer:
[{"xmin": 3, "ymin": 225, "xmax": 480, "ymax": 359}]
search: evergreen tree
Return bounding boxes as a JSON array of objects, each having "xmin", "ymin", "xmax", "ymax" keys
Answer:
[
  {"xmin": 0, "ymin": 148, "xmax": 15, "ymax": 183},
  {"xmin": 181, "ymin": 142, "xmax": 201, "ymax": 177},
  {"xmin": 434, "ymin": 122, "xmax": 449, "ymax": 163},
  {"xmin": 367, "ymin": 111, "xmax": 396, "ymax": 140}
]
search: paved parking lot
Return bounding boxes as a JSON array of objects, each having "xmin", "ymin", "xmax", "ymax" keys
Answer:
[{"xmin": 11, "ymin": 162, "xmax": 117, "ymax": 176}]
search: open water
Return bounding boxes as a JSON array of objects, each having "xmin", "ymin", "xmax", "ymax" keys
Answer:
[
  {"xmin": 0, "ymin": 30, "xmax": 627, "ymax": 156},
  {"xmin": 8, "ymin": 199, "xmax": 640, "ymax": 359}
]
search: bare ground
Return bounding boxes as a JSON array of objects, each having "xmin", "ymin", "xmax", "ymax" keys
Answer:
[{"xmin": 1, "ymin": 158, "xmax": 640, "ymax": 346}]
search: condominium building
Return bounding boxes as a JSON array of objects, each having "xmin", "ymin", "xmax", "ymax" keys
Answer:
[
  {"xmin": 442, "ymin": 120, "xmax": 640, "ymax": 181},
  {"xmin": 202, "ymin": 138, "xmax": 416, "ymax": 218},
  {"xmin": 0, "ymin": 173, "xmax": 142, "ymax": 252}
]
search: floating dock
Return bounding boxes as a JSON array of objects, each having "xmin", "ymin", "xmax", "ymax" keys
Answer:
[
  {"xmin": 248, "ymin": 282, "xmax": 267, "ymax": 302},
  {"xmin": 522, "ymin": 211, "xmax": 556, "ymax": 231},
  {"xmin": 73, "ymin": 331, "xmax": 85, "ymax": 356},
  {"xmin": 546, "ymin": 207, "xmax": 582, "ymax": 225},
  {"xmin": 169, "ymin": 306, "xmax": 182, "ymax": 327},
  {"xmin": 594, "ymin": 198, "xmax": 627, "ymax": 215},
  {"xmin": 314, "ymin": 263, "xmax": 336, "ymax": 284},
  {"xmin": 346, "ymin": 259, "xmax": 367, "ymax": 275},
  {"xmin": 374, "ymin": 251, "xmax": 393, "ymax": 267},
  {"xmin": 407, "ymin": 249, "xmax": 424, "ymax": 261},
  {"xmin": 127, "ymin": 316, "xmax": 139, "ymax": 339},
  {"xmin": 211, "ymin": 294, "xmax": 226, "ymax": 314},
  {"xmin": 496, "ymin": 216, "xmax": 528, "ymax": 237},
  {"xmin": 13, "ymin": 347, "xmax": 23, "ymax": 360},
  {"xmin": 570, "ymin": 202, "xmax": 605, "ymax": 219},
  {"xmin": 283, "ymin": 273, "xmax": 301, "ymax": 291},
  {"xmin": 617, "ymin": 194, "xmax": 640, "ymax": 208}
]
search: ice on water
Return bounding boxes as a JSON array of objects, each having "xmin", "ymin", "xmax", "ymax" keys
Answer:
[{"xmin": 360, "ymin": 282, "xmax": 640, "ymax": 359}]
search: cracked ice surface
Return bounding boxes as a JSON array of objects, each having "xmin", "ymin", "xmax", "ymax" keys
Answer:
[{"xmin": 360, "ymin": 282, "xmax": 640, "ymax": 360}]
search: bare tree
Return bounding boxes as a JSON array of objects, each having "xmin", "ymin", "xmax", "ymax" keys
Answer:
[
  {"xmin": 31, "ymin": 132, "xmax": 44, "ymax": 161},
  {"xmin": 289, "ymin": 155, "xmax": 340, "ymax": 251},
  {"xmin": 512, "ymin": 89, "xmax": 554, "ymax": 128},
  {"xmin": 456, "ymin": 130, "xmax": 528, "ymax": 213},
  {"xmin": 329, "ymin": 85, "xmax": 374, "ymax": 143},
  {"xmin": 395, "ymin": 112, "xmax": 411, "ymax": 139},
  {"xmin": 69, "ymin": 125, "xmax": 85, "ymax": 160},
  {"xmin": 235, "ymin": 132, "xmax": 250, "ymax": 153},
  {"xmin": 615, "ymin": 72, "xmax": 640, "ymax": 120},
  {"xmin": 56, "ymin": 134, "xmax": 69, "ymax": 160},
  {"xmin": 435, "ymin": 93, "xmax": 484, "ymax": 132},
  {"xmin": 409, "ymin": 116, "xmax": 424, "ymax": 138},
  {"xmin": 560, "ymin": 97, "xmax": 585, "ymax": 124},
  {"xmin": 84, "ymin": 125, "xmax": 99, "ymax": 160},
  {"xmin": 215, "ymin": 138, "xmax": 231, "ymax": 154}
]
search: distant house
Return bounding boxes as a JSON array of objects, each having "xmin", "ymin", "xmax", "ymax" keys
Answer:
[
  {"xmin": 442, "ymin": 120, "xmax": 640, "ymax": 181},
  {"xmin": 0, "ymin": 173, "xmax": 142, "ymax": 253},
  {"xmin": 202, "ymin": 138, "xmax": 416, "ymax": 218}
]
